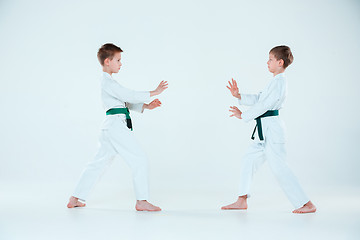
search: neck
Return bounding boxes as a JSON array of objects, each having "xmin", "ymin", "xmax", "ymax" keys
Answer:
[
  {"xmin": 273, "ymin": 68, "xmax": 285, "ymax": 77},
  {"xmin": 103, "ymin": 67, "xmax": 112, "ymax": 76}
]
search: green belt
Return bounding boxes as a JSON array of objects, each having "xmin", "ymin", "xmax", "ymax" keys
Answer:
[
  {"xmin": 106, "ymin": 107, "xmax": 133, "ymax": 131},
  {"xmin": 251, "ymin": 110, "xmax": 279, "ymax": 141}
]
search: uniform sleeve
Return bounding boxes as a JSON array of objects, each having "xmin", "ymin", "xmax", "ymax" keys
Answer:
[
  {"xmin": 127, "ymin": 103, "xmax": 145, "ymax": 113},
  {"xmin": 238, "ymin": 93, "xmax": 261, "ymax": 106},
  {"xmin": 241, "ymin": 80, "xmax": 284, "ymax": 122},
  {"xmin": 104, "ymin": 80, "xmax": 150, "ymax": 104}
]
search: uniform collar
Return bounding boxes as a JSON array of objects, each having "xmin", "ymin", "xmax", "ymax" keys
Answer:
[
  {"xmin": 103, "ymin": 71, "xmax": 112, "ymax": 78},
  {"xmin": 273, "ymin": 72, "xmax": 285, "ymax": 79}
]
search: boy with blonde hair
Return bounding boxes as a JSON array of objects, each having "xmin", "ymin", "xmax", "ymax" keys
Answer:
[
  {"xmin": 67, "ymin": 43, "xmax": 168, "ymax": 211},
  {"xmin": 222, "ymin": 45, "xmax": 316, "ymax": 214}
]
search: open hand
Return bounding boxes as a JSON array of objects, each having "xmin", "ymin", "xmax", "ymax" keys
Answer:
[
  {"xmin": 229, "ymin": 106, "xmax": 242, "ymax": 119},
  {"xmin": 226, "ymin": 78, "xmax": 241, "ymax": 99},
  {"xmin": 151, "ymin": 81, "xmax": 168, "ymax": 97}
]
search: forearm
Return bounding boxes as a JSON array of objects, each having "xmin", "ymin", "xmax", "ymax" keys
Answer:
[
  {"xmin": 150, "ymin": 90, "xmax": 158, "ymax": 97},
  {"xmin": 128, "ymin": 103, "xmax": 146, "ymax": 113},
  {"xmin": 241, "ymin": 102, "xmax": 268, "ymax": 122},
  {"xmin": 241, "ymin": 93, "xmax": 280, "ymax": 122},
  {"xmin": 238, "ymin": 93, "xmax": 260, "ymax": 106},
  {"xmin": 106, "ymin": 81, "xmax": 150, "ymax": 104}
]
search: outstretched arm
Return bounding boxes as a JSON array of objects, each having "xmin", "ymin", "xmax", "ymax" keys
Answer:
[
  {"xmin": 241, "ymin": 79, "xmax": 285, "ymax": 122},
  {"xmin": 126, "ymin": 81, "xmax": 167, "ymax": 113},
  {"xmin": 226, "ymin": 78, "xmax": 261, "ymax": 106}
]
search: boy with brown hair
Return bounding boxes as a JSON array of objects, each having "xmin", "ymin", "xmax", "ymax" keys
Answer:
[
  {"xmin": 222, "ymin": 45, "xmax": 316, "ymax": 213},
  {"xmin": 67, "ymin": 43, "xmax": 168, "ymax": 211}
]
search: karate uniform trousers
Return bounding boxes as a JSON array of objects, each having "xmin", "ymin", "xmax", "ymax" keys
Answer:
[
  {"xmin": 238, "ymin": 73, "xmax": 309, "ymax": 208},
  {"xmin": 72, "ymin": 72, "xmax": 151, "ymax": 201}
]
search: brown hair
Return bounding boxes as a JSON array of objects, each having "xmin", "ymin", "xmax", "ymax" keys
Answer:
[
  {"xmin": 269, "ymin": 45, "xmax": 293, "ymax": 69},
  {"xmin": 97, "ymin": 43, "xmax": 123, "ymax": 66}
]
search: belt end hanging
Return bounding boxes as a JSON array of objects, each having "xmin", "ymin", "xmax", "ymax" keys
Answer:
[{"xmin": 126, "ymin": 118, "xmax": 133, "ymax": 131}]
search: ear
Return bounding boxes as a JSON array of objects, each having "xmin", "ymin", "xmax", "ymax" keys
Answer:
[
  {"xmin": 278, "ymin": 59, "xmax": 284, "ymax": 67},
  {"xmin": 104, "ymin": 58, "xmax": 110, "ymax": 66}
]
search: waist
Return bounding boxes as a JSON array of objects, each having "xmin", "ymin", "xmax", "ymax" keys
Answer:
[
  {"xmin": 106, "ymin": 107, "xmax": 129, "ymax": 115},
  {"xmin": 255, "ymin": 110, "xmax": 279, "ymax": 120}
]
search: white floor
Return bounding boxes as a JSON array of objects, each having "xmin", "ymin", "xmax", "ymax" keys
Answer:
[{"xmin": 1, "ymin": 183, "xmax": 359, "ymax": 240}]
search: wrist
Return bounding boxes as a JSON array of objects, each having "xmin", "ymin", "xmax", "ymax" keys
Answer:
[
  {"xmin": 150, "ymin": 90, "xmax": 158, "ymax": 97},
  {"xmin": 142, "ymin": 104, "xmax": 148, "ymax": 112}
]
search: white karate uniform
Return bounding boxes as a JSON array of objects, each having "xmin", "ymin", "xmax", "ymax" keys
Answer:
[
  {"xmin": 238, "ymin": 73, "xmax": 309, "ymax": 208},
  {"xmin": 73, "ymin": 72, "xmax": 151, "ymax": 201}
]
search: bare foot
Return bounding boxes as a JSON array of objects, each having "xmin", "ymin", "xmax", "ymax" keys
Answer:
[
  {"xmin": 292, "ymin": 201, "xmax": 316, "ymax": 214},
  {"xmin": 67, "ymin": 196, "xmax": 86, "ymax": 208},
  {"xmin": 135, "ymin": 200, "xmax": 161, "ymax": 211},
  {"xmin": 221, "ymin": 195, "xmax": 248, "ymax": 210}
]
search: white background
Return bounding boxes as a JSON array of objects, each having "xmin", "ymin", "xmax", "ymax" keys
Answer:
[
  {"xmin": 1, "ymin": 0, "xmax": 360, "ymax": 218},
  {"xmin": 1, "ymin": 0, "xmax": 360, "ymax": 239}
]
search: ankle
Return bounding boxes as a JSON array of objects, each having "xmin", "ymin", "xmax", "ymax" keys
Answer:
[{"xmin": 238, "ymin": 195, "xmax": 247, "ymax": 200}]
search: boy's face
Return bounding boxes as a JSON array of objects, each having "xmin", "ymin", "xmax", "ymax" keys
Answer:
[
  {"xmin": 106, "ymin": 52, "xmax": 122, "ymax": 73},
  {"xmin": 267, "ymin": 53, "xmax": 283, "ymax": 73}
]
